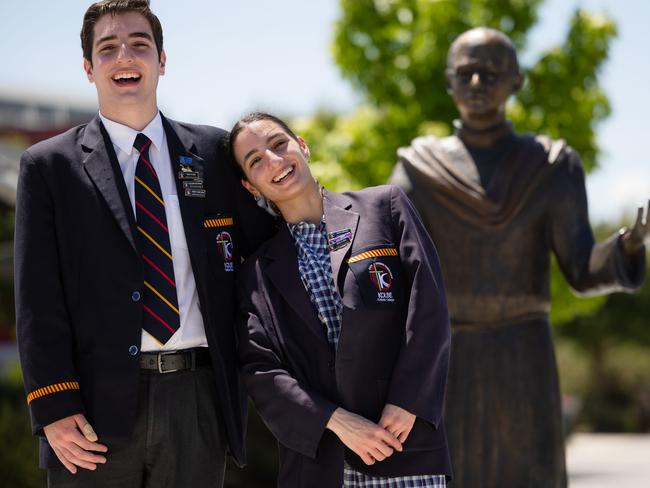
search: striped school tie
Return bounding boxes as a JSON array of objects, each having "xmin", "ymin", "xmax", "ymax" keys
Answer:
[{"xmin": 133, "ymin": 133, "xmax": 180, "ymax": 344}]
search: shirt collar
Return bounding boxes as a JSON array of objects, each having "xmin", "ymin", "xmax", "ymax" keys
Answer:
[
  {"xmin": 99, "ymin": 110, "xmax": 165, "ymax": 156},
  {"xmin": 288, "ymin": 216, "xmax": 326, "ymax": 237}
]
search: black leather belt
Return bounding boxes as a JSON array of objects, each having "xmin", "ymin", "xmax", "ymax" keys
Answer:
[{"xmin": 139, "ymin": 348, "xmax": 211, "ymax": 374}]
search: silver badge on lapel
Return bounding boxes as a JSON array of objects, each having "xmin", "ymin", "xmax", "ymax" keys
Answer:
[
  {"xmin": 327, "ymin": 228, "xmax": 352, "ymax": 252},
  {"xmin": 178, "ymin": 156, "xmax": 206, "ymax": 197}
]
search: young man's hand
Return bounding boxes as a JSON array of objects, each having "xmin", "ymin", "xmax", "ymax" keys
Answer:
[
  {"xmin": 378, "ymin": 403, "xmax": 416, "ymax": 443},
  {"xmin": 43, "ymin": 413, "xmax": 108, "ymax": 474}
]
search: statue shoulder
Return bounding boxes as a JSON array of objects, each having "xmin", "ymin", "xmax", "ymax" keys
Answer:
[
  {"xmin": 524, "ymin": 133, "xmax": 583, "ymax": 170},
  {"xmin": 397, "ymin": 133, "xmax": 458, "ymax": 160},
  {"xmin": 524, "ymin": 134, "xmax": 587, "ymax": 190}
]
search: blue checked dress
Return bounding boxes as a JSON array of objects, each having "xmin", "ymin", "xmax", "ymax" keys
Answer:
[{"xmin": 288, "ymin": 219, "xmax": 446, "ymax": 488}]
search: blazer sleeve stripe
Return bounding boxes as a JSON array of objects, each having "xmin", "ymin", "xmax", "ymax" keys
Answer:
[
  {"xmin": 347, "ymin": 247, "xmax": 398, "ymax": 264},
  {"xmin": 27, "ymin": 381, "xmax": 80, "ymax": 405}
]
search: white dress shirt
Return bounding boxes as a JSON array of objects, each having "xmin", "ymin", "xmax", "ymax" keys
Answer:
[{"xmin": 99, "ymin": 111, "xmax": 207, "ymax": 351}]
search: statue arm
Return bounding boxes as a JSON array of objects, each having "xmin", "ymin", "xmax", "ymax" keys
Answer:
[
  {"xmin": 620, "ymin": 200, "xmax": 650, "ymax": 255},
  {"xmin": 549, "ymin": 151, "xmax": 646, "ymax": 295}
]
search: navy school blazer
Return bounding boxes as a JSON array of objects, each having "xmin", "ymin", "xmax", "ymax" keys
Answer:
[
  {"xmin": 14, "ymin": 114, "xmax": 275, "ymax": 468},
  {"xmin": 237, "ymin": 186, "xmax": 453, "ymax": 487}
]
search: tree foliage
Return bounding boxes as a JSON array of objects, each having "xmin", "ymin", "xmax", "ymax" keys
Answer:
[
  {"xmin": 297, "ymin": 0, "xmax": 616, "ymax": 191},
  {"xmin": 294, "ymin": 0, "xmax": 617, "ymax": 326}
]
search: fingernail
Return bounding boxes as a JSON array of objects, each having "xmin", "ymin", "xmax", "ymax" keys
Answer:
[{"xmin": 83, "ymin": 423, "xmax": 98, "ymax": 442}]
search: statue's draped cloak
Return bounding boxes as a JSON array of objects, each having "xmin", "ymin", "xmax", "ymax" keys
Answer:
[{"xmin": 391, "ymin": 133, "xmax": 645, "ymax": 488}]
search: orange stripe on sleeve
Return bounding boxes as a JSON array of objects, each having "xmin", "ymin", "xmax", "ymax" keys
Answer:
[{"xmin": 26, "ymin": 381, "xmax": 80, "ymax": 405}]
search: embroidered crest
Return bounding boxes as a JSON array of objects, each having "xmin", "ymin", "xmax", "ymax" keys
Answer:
[
  {"xmin": 216, "ymin": 231, "xmax": 234, "ymax": 272},
  {"xmin": 368, "ymin": 261, "xmax": 394, "ymax": 302}
]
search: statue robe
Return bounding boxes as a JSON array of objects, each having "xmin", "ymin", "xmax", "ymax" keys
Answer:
[{"xmin": 390, "ymin": 132, "xmax": 646, "ymax": 488}]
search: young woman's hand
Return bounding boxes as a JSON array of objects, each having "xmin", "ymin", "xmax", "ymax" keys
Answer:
[
  {"xmin": 378, "ymin": 403, "xmax": 416, "ymax": 443},
  {"xmin": 326, "ymin": 408, "xmax": 402, "ymax": 465}
]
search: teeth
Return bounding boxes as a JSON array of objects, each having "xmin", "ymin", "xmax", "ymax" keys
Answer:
[
  {"xmin": 112, "ymin": 72, "xmax": 140, "ymax": 80},
  {"xmin": 272, "ymin": 167, "xmax": 293, "ymax": 183}
]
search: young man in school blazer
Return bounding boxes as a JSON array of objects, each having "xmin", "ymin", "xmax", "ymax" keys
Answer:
[{"xmin": 14, "ymin": 1, "xmax": 273, "ymax": 486}]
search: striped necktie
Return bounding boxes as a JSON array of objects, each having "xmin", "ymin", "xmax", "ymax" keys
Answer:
[{"xmin": 133, "ymin": 133, "xmax": 180, "ymax": 344}]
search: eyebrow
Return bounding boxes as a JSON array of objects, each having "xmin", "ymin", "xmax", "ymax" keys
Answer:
[
  {"xmin": 95, "ymin": 32, "xmax": 153, "ymax": 46},
  {"xmin": 243, "ymin": 132, "xmax": 285, "ymax": 164}
]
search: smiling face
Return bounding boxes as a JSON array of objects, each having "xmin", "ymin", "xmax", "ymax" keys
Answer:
[
  {"xmin": 83, "ymin": 11, "xmax": 165, "ymax": 120},
  {"xmin": 446, "ymin": 29, "xmax": 522, "ymax": 127},
  {"xmin": 232, "ymin": 119, "xmax": 313, "ymax": 206}
]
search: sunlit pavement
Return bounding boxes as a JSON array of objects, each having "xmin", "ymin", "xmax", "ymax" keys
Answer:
[{"xmin": 566, "ymin": 434, "xmax": 650, "ymax": 487}]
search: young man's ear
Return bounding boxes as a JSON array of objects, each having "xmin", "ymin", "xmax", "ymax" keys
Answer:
[
  {"xmin": 83, "ymin": 58, "xmax": 94, "ymax": 83},
  {"xmin": 159, "ymin": 50, "xmax": 167, "ymax": 75},
  {"xmin": 241, "ymin": 179, "xmax": 261, "ymax": 200}
]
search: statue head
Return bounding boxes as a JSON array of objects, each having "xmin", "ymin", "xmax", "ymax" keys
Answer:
[{"xmin": 446, "ymin": 27, "xmax": 523, "ymax": 129}]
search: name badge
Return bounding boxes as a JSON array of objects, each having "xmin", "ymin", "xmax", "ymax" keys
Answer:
[
  {"xmin": 183, "ymin": 180, "xmax": 204, "ymax": 189},
  {"xmin": 328, "ymin": 228, "xmax": 352, "ymax": 251},
  {"xmin": 185, "ymin": 188, "xmax": 206, "ymax": 198}
]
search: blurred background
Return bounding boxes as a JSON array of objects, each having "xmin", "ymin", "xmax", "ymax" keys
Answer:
[{"xmin": 0, "ymin": 0, "xmax": 648, "ymax": 486}]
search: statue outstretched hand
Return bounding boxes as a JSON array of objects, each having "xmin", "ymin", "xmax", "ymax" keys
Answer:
[{"xmin": 621, "ymin": 200, "xmax": 650, "ymax": 255}]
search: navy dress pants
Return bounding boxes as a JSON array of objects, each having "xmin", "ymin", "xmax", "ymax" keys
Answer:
[{"xmin": 48, "ymin": 365, "xmax": 227, "ymax": 488}]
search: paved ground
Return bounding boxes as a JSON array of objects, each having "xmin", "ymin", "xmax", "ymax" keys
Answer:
[{"xmin": 566, "ymin": 433, "xmax": 650, "ymax": 487}]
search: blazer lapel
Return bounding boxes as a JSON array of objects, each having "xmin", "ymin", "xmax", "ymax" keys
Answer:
[
  {"xmin": 322, "ymin": 190, "xmax": 360, "ymax": 296},
  {"xmin": 162, "ymin": 116, "xmax": 208, "ymax": 276},
  {"xmin": 82, "ymin": 116, "xmax": 138, "ymax": 254},
  {"xmin": 262, "ymin": 227, "xmax": 329, "ymax": 345}
]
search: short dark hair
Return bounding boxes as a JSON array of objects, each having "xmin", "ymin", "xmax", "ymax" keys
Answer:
[
  {"xmin": 81, "ymin": 0, "xmax": 163, "ymax": 64},
  {"xmin": 228, "ymin": 112, "xmax": 299, "ymax": 181}
]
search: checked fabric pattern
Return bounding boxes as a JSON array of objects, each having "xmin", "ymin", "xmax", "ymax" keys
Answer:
[
  {"xmin": 134, "ymin": 133, "xmax": 180, "ymax": 344},
  {"xmin": 288, "ymin": 218, "xmax": 342, "ymax": 347}
]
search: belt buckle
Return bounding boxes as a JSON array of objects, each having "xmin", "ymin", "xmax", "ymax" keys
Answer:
[{"xmin": 157, "ymin": 351, "xmax": 182, "ymax": 374}]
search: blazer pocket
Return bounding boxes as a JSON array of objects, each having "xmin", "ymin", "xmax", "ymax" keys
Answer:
[
  {"xmin": 377, "ymin": 379, "xmax": 444, "ymax": 451},
  {"xmin": 347, "ymin": 245, "xmax": 405, "ymax": 308},
  {"xmin": 204, "ymin": 214, "xmax": 237, "ymax": 278},
  {"xmin": 402, "ymin": 417, "xmax": 446, "ymax": 452}
]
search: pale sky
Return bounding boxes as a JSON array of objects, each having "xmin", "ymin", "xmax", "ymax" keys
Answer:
[{"xmin": 0, "ymin": 0, "xmax": 647, "ymax": 224}]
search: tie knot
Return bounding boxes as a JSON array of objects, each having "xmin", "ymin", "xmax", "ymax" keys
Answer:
[{"xmin": 134, "ymin": 133, "xmax": 151, "ymax": 154}]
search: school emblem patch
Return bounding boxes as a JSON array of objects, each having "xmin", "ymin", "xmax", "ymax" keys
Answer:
[
  {"xmin": 215, "ymin": 231, "xmax": 234, "ymax": 272},
  {"xmin": 368, "ymin": 261, "xmax": 394, "ymax": 302}
]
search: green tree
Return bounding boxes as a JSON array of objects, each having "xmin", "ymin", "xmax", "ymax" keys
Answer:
[
  {"xmin": 298, "ymin": 0, "xmax": 615, "ymax": 190},
  {"xmin": 295, "ymin": 0, "xmax": 616, "ymax": 325}
]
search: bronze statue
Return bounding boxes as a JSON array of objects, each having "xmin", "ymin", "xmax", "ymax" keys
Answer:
[{"xmin": 390, "ymin": 27, "xmax": 649, "ymax": 488}]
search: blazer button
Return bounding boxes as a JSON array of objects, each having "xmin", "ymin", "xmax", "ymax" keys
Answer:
[
  {"xmin": 128, "ymin": 345, "xmax": 139, "ymax": 356},
  {"xmin": 132, "ymin": 291, "xmax": 141, "ymax": 302}
]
